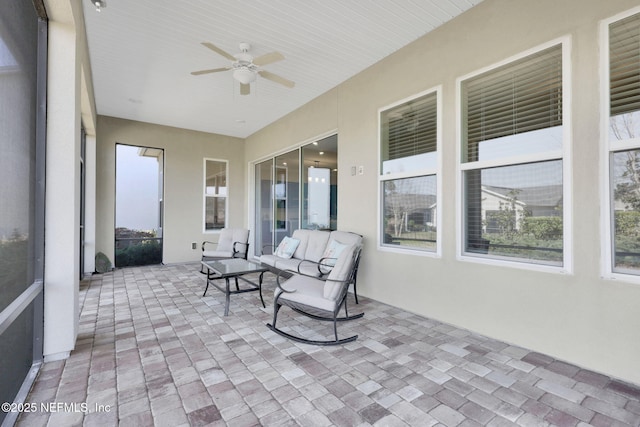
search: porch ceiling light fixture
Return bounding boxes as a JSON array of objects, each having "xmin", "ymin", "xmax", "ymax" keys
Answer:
[
  {"xmin": 232, "ymin": 67, "xmax": 256, "ymax": 85},
  {"xmin": 91, "ymin": 0, "xmax": 106, "ymax": 12}
]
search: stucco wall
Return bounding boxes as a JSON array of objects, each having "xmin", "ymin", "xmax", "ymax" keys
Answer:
[
  {"xmin": 95, "ymin": 116, "xmax": 245, "ymax": 264},
  {"xmin": 245, "ymin": 0, "xmax": 640, "ymax": 384}
]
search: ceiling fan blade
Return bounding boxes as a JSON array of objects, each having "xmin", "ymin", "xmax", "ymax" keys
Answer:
[
  {"xmin": 252, "ymin": 51, "xmax": 284, "ymax": 67},
  {"xmin": 258, "ymin": 70, "xmax": 295, "ymax": 88},
  {"xmin": 240, "ymin": 83, "xmax": 250, "ymax": 96},
  {"xmin": 190, "ymin": 67, "xmax": 230, "ymax": 76},
  {"xmin": 201, "ymin": 42, "xmax": 236, "ymax": 61}
]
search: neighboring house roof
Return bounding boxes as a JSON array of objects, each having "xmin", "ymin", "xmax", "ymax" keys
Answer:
[
  {"xmin": 483, "ymin": 185, "xmax": 563, "ymax": 207},
  {"xmin": 384, "ymin": 193, "xmax": 437, "ymax": 212}
]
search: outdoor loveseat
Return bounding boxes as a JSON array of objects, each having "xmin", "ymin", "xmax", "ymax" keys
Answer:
[
  {"xmin": 264, "ymin": 230, "xmax": 364, "ymax": 345},
  {"xmin": 259, "ymin": 229, "xmax": 363, "ymax": 303}
]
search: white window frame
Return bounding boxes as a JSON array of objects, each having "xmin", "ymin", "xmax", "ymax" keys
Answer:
[
  {"xmin": 203, "ymin": 158, "xmax": 229, "ymax": 233},
  {"xmin": 601, "ymin": 6, "xmax": 640, "ymax": 283},
  {"xmin": 377, "ymin": 86, "xmax": 443, "ymax": 257},
  {"xmin": 456, "ymin": 37, "xmax": 573, "ymax": 274}
]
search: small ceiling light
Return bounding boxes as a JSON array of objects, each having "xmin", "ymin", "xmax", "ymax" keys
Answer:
[
  {"xmin": 319, "ymin": 151, "xmax": 324, "ymax": 155},
  {"xmin": 91, "ymin": 0, "xmax": 106, "ymax": 12},
  {"xmin": 233, "ymin": 68, "xmax": 256, "ymax": 85}
]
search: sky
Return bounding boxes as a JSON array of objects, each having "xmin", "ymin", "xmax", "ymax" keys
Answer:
[{"xmin": 115, "ymin": 145, "xmax": 161, "ymax": 232}]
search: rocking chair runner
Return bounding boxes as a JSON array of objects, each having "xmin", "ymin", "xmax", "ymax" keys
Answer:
[{"xmin": 266, "ymin": 244, "xmax": 364, "ymax": 345}]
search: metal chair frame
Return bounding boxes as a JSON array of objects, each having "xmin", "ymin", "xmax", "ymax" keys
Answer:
[{"xmin": 266, "ymin": 247, "xmax": 363, "ymax": 346}]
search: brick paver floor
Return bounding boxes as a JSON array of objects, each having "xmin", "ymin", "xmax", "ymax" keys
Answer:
[{"xmin": 16, "ymin": 263, "xmax": 640, "ymax": 426}]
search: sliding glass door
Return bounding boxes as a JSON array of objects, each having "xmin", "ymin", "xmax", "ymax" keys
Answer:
[
  {"xmin": 253, "ymin": 134, "xmax": 338, "ymax": 258},
  {"xmin": 255, "ymin": 160, "xmax": 274, "ymax": 257},
  {"xmin": 274, "ymin": 150, "xmax": 300, "ymax": 243}
]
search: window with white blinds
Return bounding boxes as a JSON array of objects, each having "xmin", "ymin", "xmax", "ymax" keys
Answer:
[
  {"xmin": 460, "ymin": 42, "xmax": 566, "ymax": 268},
  {"xmin": 463, "ymin": 45, "xmax": 563, "ymax": 163},
  {"xmin": 609, "ymin": 12, "xmax": 640, "ymax": 141},
  {"xmin": 608, "ymin": 11, "xmax": 640, "ymax": 276},
  {"xmin": 381, "ymin": 92, "xmax": 437, "ymax": 175},
  {"xmin": 379, "ymin": 89, "xmax": 440, "ymax": 254}
]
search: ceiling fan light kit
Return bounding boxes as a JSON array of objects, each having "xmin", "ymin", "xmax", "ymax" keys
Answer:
[
  {"xmin": 90, "ymin": 0, "xmax": 105, "ymax": 12},
  {"xmin": 191, "ymin": 42, "xmax": 294, "ymax": 95},
  {"xmin": 233, "ymin": 68, "xmax": 256, "ymax": 84}
]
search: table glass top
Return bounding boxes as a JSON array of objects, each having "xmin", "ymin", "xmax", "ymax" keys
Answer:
[{"xmin": 202, "ymin": 258, "xmax": 267, "ymax": 276}]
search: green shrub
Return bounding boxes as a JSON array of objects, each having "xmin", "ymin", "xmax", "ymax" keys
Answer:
[
  {"xmin": 521, "ymin": 216, "xmax": 563, "ymax": 240},
  {"xmin": 115, "ymin": 240, "xmax": 162, "ymax": 267},
  {"xmin": 482, "ymin": 232, "xmax": 563, "ymax": 263},
  {"xmin": 615, "ymin": 211, "xmax": 640, "ymax": 237}
]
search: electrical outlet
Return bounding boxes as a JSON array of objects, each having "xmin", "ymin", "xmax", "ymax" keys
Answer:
[
  {"xmin": 358, "ymin": 165, "xmax": 364, "ymax": 175},
  {"xmin": 191, "ymin": 242, "xmax": 197, "ymax": 250},
  {"xmin": 351, "ymin": 166, "xmax": 356, "ymax": 176}
]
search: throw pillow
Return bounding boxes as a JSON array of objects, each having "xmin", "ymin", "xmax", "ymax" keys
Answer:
[
  {"xmin": 275, "ymin": 236, "xmax": 300, "ymax": 259},
  {"xmin": 321, "ymin": 240, "xmax": 347, "ymax": 268}
]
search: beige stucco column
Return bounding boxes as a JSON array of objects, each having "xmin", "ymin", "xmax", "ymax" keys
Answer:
[
  {"xmin": 84, "ymin": 133, "xmax": 97, "ymax": 275},
  {"xmin": 43, "ymin": 19, "xmax": 81, "ymax": 361}
]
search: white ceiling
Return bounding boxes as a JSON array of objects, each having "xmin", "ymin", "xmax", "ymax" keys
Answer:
[{"xmin": 83, "ymin": 0, "xmax": 483, "ymax": 138}]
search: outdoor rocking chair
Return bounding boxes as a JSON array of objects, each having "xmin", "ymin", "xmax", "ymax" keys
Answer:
[{"xmin": 266, "ymin": 244, "xmax": 364, "ymax": 346}]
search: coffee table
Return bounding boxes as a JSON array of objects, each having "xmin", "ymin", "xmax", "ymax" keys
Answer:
[{"xmin": 201, "ymin": 258, "xmax": 269, "ymax": 316}]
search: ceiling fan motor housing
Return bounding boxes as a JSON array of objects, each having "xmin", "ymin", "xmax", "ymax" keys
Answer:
[{"xmin": 233, "ymin": 43, "xmax": 257, "ymax": 83}]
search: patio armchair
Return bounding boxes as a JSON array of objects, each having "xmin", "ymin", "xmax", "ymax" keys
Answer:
[
  {"xmin": 266, "ymin": 243, "xmax": 363, "ymax": 345},
  {"xmin": 200, "ymin": 228, "xmax": 250, "ymax": 273}
]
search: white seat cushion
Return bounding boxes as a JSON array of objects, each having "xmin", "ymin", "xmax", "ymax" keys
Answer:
[
  {"xmin": 216, "ymin": 228, "xmax": 249, "ymax": 255},
  {"xmin": 273, "ymin": 257, "xmax": 303, "ymax": 272},
  {"xmin": 259, "ymin": 254, "xmax": 279, "ymax": 267},
  {"xmin": 275, "ymin": 275, "xmax": 335, "ymax": 312},
  {"xmin": 303, "ymin": 230, "xmax": 331, "ymax": 262},
  {"xmin": 291, "ymin": 229, "xmax": 311, "ymax": 259},
  {"xmin": 203, "ymin": 249, "xmax": 234, "ymax": 258}
]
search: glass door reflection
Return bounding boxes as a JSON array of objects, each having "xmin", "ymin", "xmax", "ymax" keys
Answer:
[
  {"xmin": 254, "ymin": 160, "xmax": 273, "ymax": 257},
  {"xmin": 274, "ymin": 150, "xmax": 300, "ymax": 244},
  {"xmin": 302, "ymin": 135, "xmax": 338, "ymax": 230}
]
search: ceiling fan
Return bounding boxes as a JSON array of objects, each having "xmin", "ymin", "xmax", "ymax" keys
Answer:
[{"xmin": 191, "ymin": 42, "xmax": 295, "ymax": 95}]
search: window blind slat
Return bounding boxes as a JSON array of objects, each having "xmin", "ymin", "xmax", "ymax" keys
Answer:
[
  {"xmin": 463, "ymin": 45, "xmax": 562, "ymax": 160},
  {"xmin": 610, "ymin": 13, "xmax": 640, "ymax": 116},
  {"xmin": 383, "ymin": 92, "xmax": 437, "ymax": 162}
]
